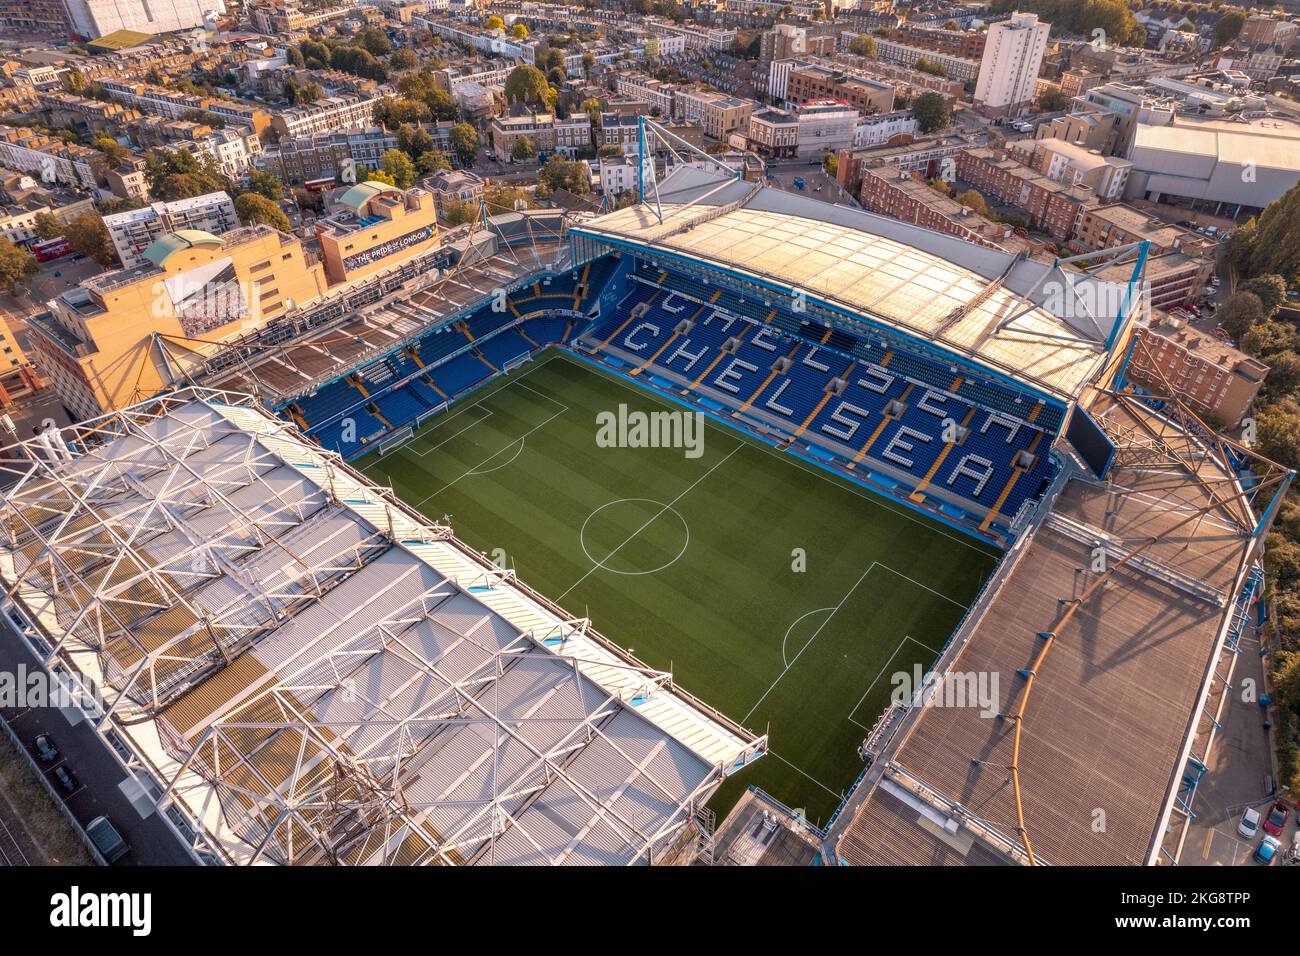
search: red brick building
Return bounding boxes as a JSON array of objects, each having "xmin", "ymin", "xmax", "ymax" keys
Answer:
[{"xmin": 956, "ymin": 147, "xmax": 1098, "ymax": 240}]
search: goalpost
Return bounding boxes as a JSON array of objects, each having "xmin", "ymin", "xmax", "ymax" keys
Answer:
[{"xmin": 378, "ymin": 426, "xmax": 414, "ymax": 456}]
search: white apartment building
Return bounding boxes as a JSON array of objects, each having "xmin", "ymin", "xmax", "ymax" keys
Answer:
[
  {"xmin": 596, "ymin": 155, "xmax": 653, "ymax": 196},
  {"xmin": 270, "ymin": 94, "xmax": 386, "ymax": 140},
  {"xmin": 616, "ymin": 74, "xmax": 676, "ymax": 118},
  {"xmin": 180, "ymin": 127, "xmax": 263, "ymax": 181},
  {"xmin": 103, "ymin": 191, "xmax": 239, "ymax": 270},
  {"xmin": 852, "ymin": 110, "xmax": 918, "ymax": 148},
  {"xmin": 0, "ymin": 128, "xmax": 102, "ymax": 189},
  {"xmin": 769, "ymin": 58, "xmax": 798, "ymax": 102},
  {"xmin": 873, "ymin": 39, "xmax": 981, "ymax": 82},
  {"xmin": 974, "ymin": 12, "xmax": 1051, "ymax": 118},
  {"xmin": 62, "ymin": 0, "xmax": 222, "ymax": 39},
  {"xmin": 795, "ymin": 100, "xmax": 858, "ymax": 159},
  {"xmin": 0, "ymin": 203, "xmax": 49, "ymax": 246}
]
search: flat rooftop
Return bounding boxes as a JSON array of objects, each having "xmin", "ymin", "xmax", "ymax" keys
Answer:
[{"xmin": 833, "ymin": 392, "xmax": 1256, "ymax": 866}]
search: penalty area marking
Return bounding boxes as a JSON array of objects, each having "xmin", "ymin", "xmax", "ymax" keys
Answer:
[
  {"xmin": 412, "ymin": 404, "xmax": 567, "ymax": 506},
  {"xmin": 578, "ymin": 498, "xmax": 691, "ymax": 576},
  {"xmin": 750, "ymin": 562, "xmax": 968, "ymax": 724},
  {"xmin": 466, "ymin": 436, "xmax": 528, "ymax": 476},
  {"xmin": 781, "ymin": 607, "xmax": 836, "ymax": 668},
  {"xmin": 845, "ymin": 633, "xmax": 942, "ymax": 732}
]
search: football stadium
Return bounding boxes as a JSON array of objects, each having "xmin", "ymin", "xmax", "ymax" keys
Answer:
[{"xmin": 0, "ymin": 140, "xmax": 1291, "ymax": 866}]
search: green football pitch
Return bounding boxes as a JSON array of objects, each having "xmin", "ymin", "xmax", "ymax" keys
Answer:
[{"xmin": 357, "ymin": 351, "xmax": 1001, "ymax": 824}]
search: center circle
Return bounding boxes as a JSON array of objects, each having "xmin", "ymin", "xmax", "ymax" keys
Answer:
[{"xmin": 579, "ymin": 498, "xmax": 690, "ymax": 576}]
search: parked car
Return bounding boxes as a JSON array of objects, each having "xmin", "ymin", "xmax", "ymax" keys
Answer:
[
  {"xmin": 1238, "ymin": 806, "xmax": 1261, "ymax": 838},
  {"xmin": 33, "ymin": 734, "xmax": 58, "ymax": 762},
  {"xmin": 52, "ymin": 766, "xmax": 76, "ymax": 794},
  {"xmin": 85, "ymin": 816, "xmax": 128, "ymax": 864},
  {"xmin": 1255, "ymin": 834, "xmax": 1281, "ymax": 865},
  {"xmin": 1263, "ymin": 800, "xmax": 1289, "ymax": 837}
]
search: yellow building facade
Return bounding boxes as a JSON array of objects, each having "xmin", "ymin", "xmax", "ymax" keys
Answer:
[
  {"xmin": 29, "ymin": 225, "xmax": 328, "ymax": 419},
  {"xmin": 315, "ymin": 181, "xmax": 441, "ymax": 286}
]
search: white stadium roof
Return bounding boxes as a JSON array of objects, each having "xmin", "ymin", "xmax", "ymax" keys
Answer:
[
  {"xmin": 0, "ymin": 389, "xmax": 763, "ymax": 865},
  {"xmin": 573, "ymin": 168, "xmax": 1134, "ymax": 401}
]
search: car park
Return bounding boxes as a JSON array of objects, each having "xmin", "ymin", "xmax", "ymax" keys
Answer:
[
  {"xmin": 52, "ymin": 765, "xmax": 76, "ymax": 794},
  {"xmin": 1255, "ymin": 834, "xmax": 1281, "ymax": 865},
  {"xmin": 1263, "ymin": 800, "xmax": 1289, "ymax": 837},
  {"xmin": 1238, "ymin": 806, "xmax": 1261, "ymax": 838},
  {"xmin": 34, "ymin": 733, "xmax": 58, "ymax": 762}
]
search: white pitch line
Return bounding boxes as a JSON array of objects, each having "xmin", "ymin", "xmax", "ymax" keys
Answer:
[
  {"xmin": 560, "ymin": 353, "xmax": 1000, "ymax": 560},
  {"xmin": 846, "ymin": 634, "xmax": 942, "ymax": 731},
  {"xmin": 750, "ymin": 562, "xmax": 966, "ymax": 725},
  {"xmin": 556, "ymin": 442, "xmax": 743, "ymax": 601},
  {"xmin": 413, "ymin": 406, "xmax": 494, "ymax": 455},
  {"xmin": 781, "ymin": 606, "xmax": 835, "ymax": 668},
  {"xmin": 412, "ymin": 405, "xmax": 568, "ymax": 506},
  {"xmin": 871, "ymin": 564, "xmax": 970, "ymax": 609},
  {"xmin": 743, "ymin": 560, "xmax": 879, "ymax": 724},
  {"xmin": 359, "ymin": 353, "xmax": 562, "ymax": 467},
  {"xmin": 768, "ymin": 750, "xmax": 841, "ymax": 800}
]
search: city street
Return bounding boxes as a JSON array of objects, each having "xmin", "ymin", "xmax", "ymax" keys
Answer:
[{"xmin": 0, "ymin": 617, "xmax": 197, "ymax": 866}]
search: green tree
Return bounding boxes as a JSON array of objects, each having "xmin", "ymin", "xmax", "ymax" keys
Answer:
[
  {"xmin": 824, "ymin": 153, "xmax": 838, "ymax": 178},
  {"xmin": 0, "ymin": 239, "xmax": 37, "ymax": 293},
  {"xmin": 849, "ymin": 34, "xmax": 876, "ymax": 57},
  {"xmin": 914, "ymin": 57, "xmax": 947, "ymax": 78},
  {"xmin": 512, "ymin": 135, "xmax": 538, "ymax": 162},
  {"xmin": 1263, "ymin": 350, "xmax": 1300, "ymax": 398},
  {"xmin": 395, "ymin": 72, "xmax": 456, "ymax": 120},
  {"xmin": 247, "ymin": 169, "xmax": 284, "ymax": 202},
  {"xmin": 1236, "ymin": 185, "xmax": 1300, "ymax": 285},
  {"xmin": 913, "ymin": 92, "xmax": 950, "ymax": 134},
  {"xmin": 145, "ymin": 149, "xmax": 231, "ymax": 200},
  {"xmin": 64, "ymin": 212, "xmax": 116, "ymax": 266},
  {"xmin": 449, "ymin": 122, "xmax": 480, "ymax": 166},
  {"xmin": 32, "ymin": 212, "xmax": 64, "ymax": 240},
  {"xmin": 390, "ymin": 48, "xmax": 420, "ymax": 71},
  {"xmin": 1255, "ymin": 397, "xmax": 1300, "ymax": 470},
  {"xmin": 416, "ymin": 151, "xmax": 451, "ymax": 175},
  {"xmin": 1239, "ymin": 274, "xmax": 1287, "ymax": 319},
  {"xmin": 235, "ymin": 193, "xmax": 291, "ymax": 232},
  {"xmin": 956, "ymin": 189, "xmax": 988, "ymax": 216},
  {"xmin": 358, "ymin": 26, "xmax": 392, "ymax": 57},
  {"xmin": 1037, "ymin": 87, "xmax": 1071, "ymax": 112},
  {"xmin": 1218, "ymin": 290, "xmax": 1265, "ymax": 341},
  {"xmin": 1214, "ymin": 9, "xmax": 1246, "ymax": 45},
  {"xmin": 504, "ymin": 65, "xmax": 553, "ymax": 108},
  {"xmin": 442, "ymin": 197, "xmax": 478, "ymax": 226},
  {"xmin": 379, "ymin": 149, "xmax": 417, "ymax": 189},
  {"xmin": 92, "ymin": 134, "xmax": 130, "ymax": 167},
  {"xmin": 538, "ymin": 155, "xmax": 589, "ymax": 194},
  {"xmin": 1242, "ymin": 320, "xmax": 1298, "ymax": 359},
  {"xmin": 485, "ymin": 184, "xmax": 534, "ymax": 211}
]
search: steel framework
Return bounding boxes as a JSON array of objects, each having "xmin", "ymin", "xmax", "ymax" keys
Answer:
[{"xmin": 0, "ymin": 388, "xmax": 765, "ymax": 866}]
